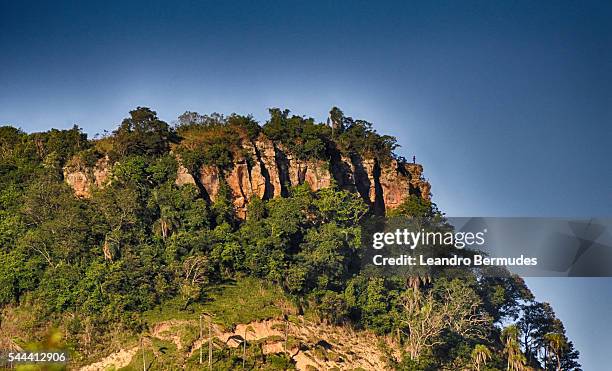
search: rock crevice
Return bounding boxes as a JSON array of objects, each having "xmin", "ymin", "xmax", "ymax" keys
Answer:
[{"xmin": 64, "ymin": 133, "xmax": 431, "ymax": 218}]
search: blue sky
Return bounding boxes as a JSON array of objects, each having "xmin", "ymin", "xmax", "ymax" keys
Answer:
[{"xmin": 2, "ymin": 1, "xmax": 611, "ymax": 368}]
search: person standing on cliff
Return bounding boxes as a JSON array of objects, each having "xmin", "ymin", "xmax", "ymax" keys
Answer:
[{"xmin": 412, "ymin": 155, "xmax": 416, "ymax": 163}]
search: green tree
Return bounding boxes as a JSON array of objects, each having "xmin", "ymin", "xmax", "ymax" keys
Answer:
[
  {"xmin": 263, "ymin": 108, "xmax": 329, "ymax": 160},
  {"xmin": 329, "ymin": 106, "xmax": 345, "ymax": 137},
  {"xmin": 518, "ymin": 301, "xmax": 556, "ymax": 365},
  {"xmin": 112, "ymin": 107, "xmax": 174, "ymax": 158},
  {"xmin": 471, "ymin": 344, "xmax": 492, "ymax": 371},
  {"xmin": 336, "ymin": 116, "xmax": 397, "ymax": 164},
  {"xmin": 399, "ymin": 278, "xmax": 490, "ymax": 360},
  {"xmin": 501, "ymin": 325, "xmax": 527, "ymax": 371},
  {"xmin": 544, "ymin": 333, "xmax": 567, "ymax": 371}
]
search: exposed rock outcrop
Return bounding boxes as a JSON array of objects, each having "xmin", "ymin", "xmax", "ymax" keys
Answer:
[
  {"xmin": 64, "ymin": 134, "xmax": 431, "ymax": 218},
  {"xmin": 63, "ymin": 156, "xmax": 111, "ymax": 198},
  {"xmin": 380, "ymin": 161, "xmax": 430, "ymax": 210},
  {"xmin": 175, "ymin": 163, "xmax": 196, "ymax": 186},
  {"xmin": 64, "ymin": 170, "xmax": 90, "ymax": 198},
  {"xmin": 254, "ymin": 136, "xmax": 282, "ymax": 199}
]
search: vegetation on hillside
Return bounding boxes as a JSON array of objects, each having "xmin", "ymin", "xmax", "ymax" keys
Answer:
[{"xmin": 0, "ymin": 107, "xmax": 580, "ymax": 370}]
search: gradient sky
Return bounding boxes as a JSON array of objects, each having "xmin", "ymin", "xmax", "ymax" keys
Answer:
[{"xmin": 2, "ymin": 1, "xmax": 611, "ymax": 368}]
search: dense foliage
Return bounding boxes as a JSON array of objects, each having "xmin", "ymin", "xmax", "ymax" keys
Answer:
[
  {"xmin": 174, "ymin": 112, "xmax": 261, "ymax": 173},
  {"xmin": 0, "ymin": 107, "xmax": 580, "ymax": 370}
]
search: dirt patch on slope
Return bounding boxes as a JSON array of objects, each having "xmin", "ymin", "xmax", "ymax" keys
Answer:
[
  {"xmin": 79, "ymin": 346, "xmax": 138, "ymax": 371},
  {"xmin": 80, "ymin": 317, "xmax": 396, "ymax": 370}
]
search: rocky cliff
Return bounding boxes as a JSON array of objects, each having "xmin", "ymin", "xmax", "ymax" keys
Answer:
[
  {"xmin": 63, "ymin": 156, "xmax": 111, "ymax": 198},
  {"xmin": 64, "ymin": 133, "xmax": 430, "ymax": 218}
]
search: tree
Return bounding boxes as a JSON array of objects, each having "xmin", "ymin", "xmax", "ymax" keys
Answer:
[
  {"xmin": 0, "ymin": 126, "xmax": 27, "ymax": 160},
  {"xmin": 312, "ymin": 186, "xmax": 368, "ymax": 226},
  {"xmin": 518, "ymin": 301, "xmax": 556, "ymax": 365},
  {"xmin": 177, "ymin": 111, "xmax": 225, "ymax": 127},
  {"xmin": 174, "ymin": 113, "xmax": 243, "ymax": 172},
  {"xmin": 263, "ymin": 108, "xmax": 329, "ymax": 160},
  {"xmin": 544, "ymin": 333, "xmax": 568, "ymax": 371},
  {"xmin": 400, "ymin": 278, "xmax": 490, "ymax": 360},
  {"xmin": 336, "ymin": 117, "xmax": 397, "ymax": 164},
  {"xmin": 149, "ymin": 183, "xmax": 189, "ymax": 240},
  {"xmin": 180, "ymin": 255, "xmax": 209, "ymax": 307},
  {"xmin": 501, "ymin": 325, "xmax": 527, "ymax": 371},
  {"xmin": 471, "ymin": 344, "xmax": 492, "ymax": 371},
  {"xmin": 329, "ymin": 106, "xmax": 345, "ymax": 137},
  {"xmin": 113, "ymin": 107, "xmax": 174, "ymax": 158},
  {"xmin": 19, "ymin": 178, "xmax": 94, "ymax": 265},
  {"xmin": 211, "ymin": 181, "xmax": 237, "ymax": 227},
  {"xmin": 387, "ymin": 194, "xmax": 442, "ymax": 219},
  {"xmin": 478, "ymin": 274, "xmax": 534, "ymax": 324},
  {"xmin": 516, "ymin": 301, "xmax": 580, "ymax": 370},
  {"xmin": 29, "ymin": 125, "xmax": 89, "ymax": 165}
]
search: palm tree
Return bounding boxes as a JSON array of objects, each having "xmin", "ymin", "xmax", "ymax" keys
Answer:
[
  {"xmin": 150, "ymin": 187, "xmax": 182, "ymax": 240},
  {"xmin": 242, "ymin": 325, "xmax": 255, "ymax": 369},
  {"xmin": 472, "ymin": 344, "xmax": 492, "ymax": 371},
  {"xmin": 544, "ymin": 333, "xmax": 567, "ymax": 371},
  {"xmin": 502, "ymin": 325, "xmax": 527, "ymax": 371},
  {"xmin": 154, "ymin": 205, "xmax": 180, "ymax": 240}
]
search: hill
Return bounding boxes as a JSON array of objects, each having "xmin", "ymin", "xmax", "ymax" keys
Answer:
[{"xmin": 0, "ymin": 107, "xmax": 580, "ymax": 370}]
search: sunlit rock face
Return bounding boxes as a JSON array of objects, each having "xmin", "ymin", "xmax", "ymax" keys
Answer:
[
  {"xmin": 63, "ymin": 156, "xmax": 111, "ymax": 198},
  {"xmin": 64, "ymin": 170, "xmax": 90, "ymax": 198},
  {"xmin": 64, "ymin": 134, "xmax": 430, "ymax": 218}
]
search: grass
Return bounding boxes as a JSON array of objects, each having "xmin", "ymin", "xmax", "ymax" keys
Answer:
[
  {"xmin": 117, "ymin": 277, "xmax": 293, "ymax": 369},
  {"xmin": 201, "ymin": 276, "xmax": 291, "ymax": 329},
  {"xmin": 142, "ymin": 297, "xmax": 203, "ymax": 324},
  {"xmin": 119, "ymin": 338, "xmax": 178, "ymax": 371},
  {"xmin": 143, "ymin": 277, "xmax": 290, "ymax": 330}
]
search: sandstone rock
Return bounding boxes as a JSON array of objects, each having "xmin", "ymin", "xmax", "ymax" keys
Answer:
[
  {"xmin": 379, "ymin": 160, "xmax": 409, "ymax": 210},
  {"xmin": 63, "ymin": 156, "xmax": 111, "ymax": 197},
  {"xmin": 175, "ymin": 163, "xmax": 196, "ymax": 186},
  {"xmin": 226, "ymin": 161, "xmax": 252, "ymax": 218},
  {"xmin": 303, "ymin": 159, "xmax": 332, "ymax": 191},
  {"xmin": 64, "ymin": 170, "xmax": 91, "ymax": 198},
  {"xmin": 242, "ymin": 139, "xmax": 266, "ymax": 199},
  {"xmin": 419, "ymin": 181, "xmax": 431, "ymax": 201},
  {"xmin": 404, "ymin": 163, "xmax": 431, "ymax": 200},
  {"xmin": 93, "ymin": 157, "xmax": 111, "ymax": 188},
  {"xmin": 281, "ymin": 149, "xmax": 332, "ymax": 192},
  {"xmin": 330, "ymin": 155, "xmax": 356, "ymax": 192},
  {"xmin": 199, "ymin": 165, "xmax": 221, "ymax": 201},
  {"xmin": 362, "ymin": 158, "xmax": 378, "ymax": 205},
  {"xmin": 64, "ymin": 133, "xmax": 432, "ymax": 218},
  {"xmin": 255, "ymin": 135, "xmax": 282, "ymax": 198}
]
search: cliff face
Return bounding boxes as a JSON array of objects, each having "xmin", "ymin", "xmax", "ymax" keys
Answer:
[
  {"xmin": 63, "ymin": 156, "xmax": 111, "ymax": 197},
  {"xmin": 65, "ymin": 134, "xmax": 430, "ymax": 218}
]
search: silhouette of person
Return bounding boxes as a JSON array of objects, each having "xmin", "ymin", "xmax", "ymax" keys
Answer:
[{"xmin": 412, "ymin": 155, "xmax": 416, "ymax": 163}]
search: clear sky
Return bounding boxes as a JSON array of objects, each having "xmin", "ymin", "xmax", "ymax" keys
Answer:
[{"xmin": 1, "ymin": 1, "xmax": 611, "ymax": 369}]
